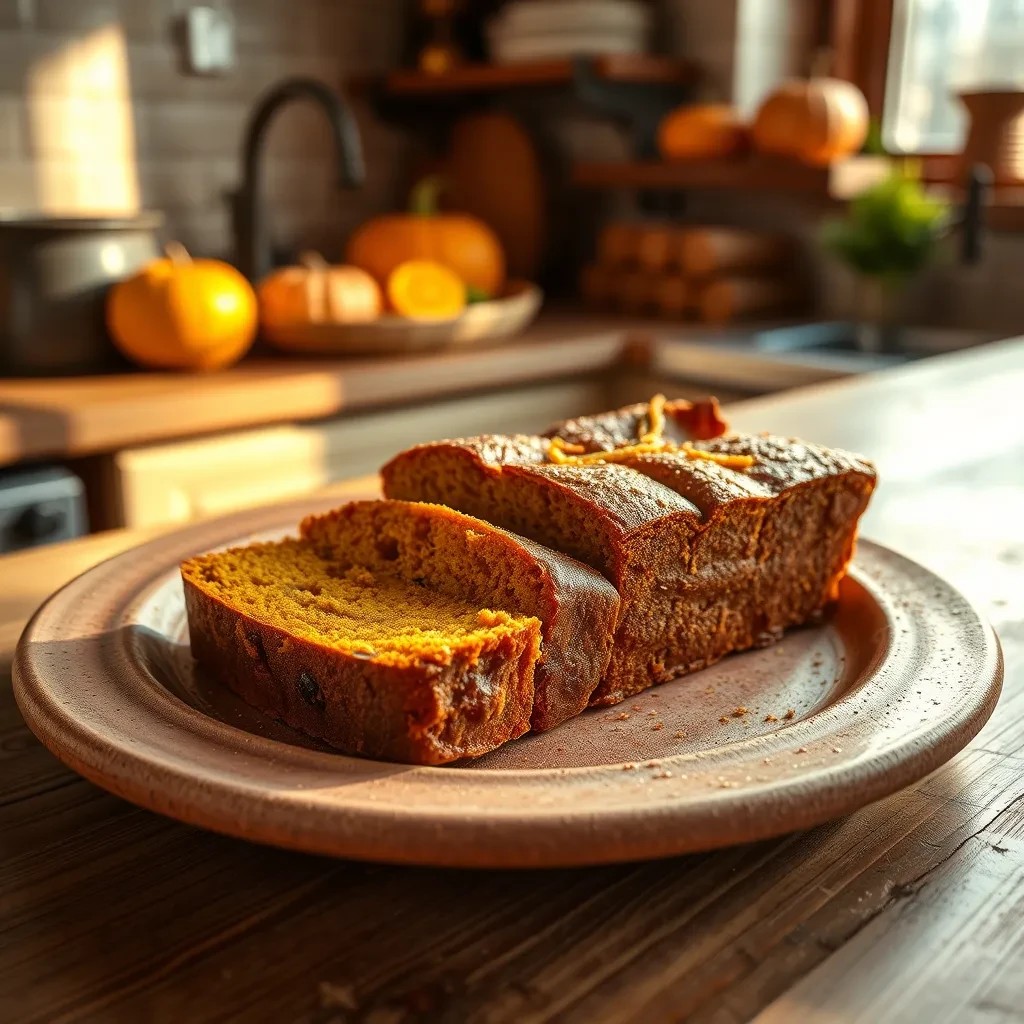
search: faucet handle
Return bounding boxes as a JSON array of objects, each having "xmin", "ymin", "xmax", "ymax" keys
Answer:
[
  {"xmin": 235, "ymin": 77, "xmax": 366, "ymax": 281},
  {"xmin": 960, "ymin": 162, "xmax": 991, "ymax": 265}
]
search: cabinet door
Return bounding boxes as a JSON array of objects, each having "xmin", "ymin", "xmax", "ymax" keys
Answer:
[{"xmin": 113, "ymin": 380, "xmax": 608, "ymax": 529}]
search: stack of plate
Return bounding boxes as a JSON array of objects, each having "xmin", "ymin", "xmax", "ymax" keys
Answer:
[{"xmin": 487, "ymin": 0, "xmax": 651, "ymax": 64}]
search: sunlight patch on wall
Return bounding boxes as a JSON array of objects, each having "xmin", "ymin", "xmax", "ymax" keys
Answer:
[{"xmin": 27, "ymin": 24, "xmax": 139, "ymax": 214}]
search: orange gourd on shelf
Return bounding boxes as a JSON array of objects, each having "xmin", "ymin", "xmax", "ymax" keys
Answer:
[
  {"xmin": 752, "ymin": 77, "xmax": 869, "ymax": 166},
  {"xmin": 346, "ymin": 177, "xmax": 506, "ymax": 297},
  {"xmin": 258, "ymin": 253, "xmax": 382, "ymax": 337},
  {"xmin": 106, "ymin": 243, "xmax": 257, "ymax": 371},
  {"xmin": 658, "ymin": 104, "xmax": 748, "ymax": 161}
]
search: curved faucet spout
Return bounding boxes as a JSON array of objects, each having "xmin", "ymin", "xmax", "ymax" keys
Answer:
[{"xmin": 234, "ymin": 77, "xmax": 365, "ymax": 281}]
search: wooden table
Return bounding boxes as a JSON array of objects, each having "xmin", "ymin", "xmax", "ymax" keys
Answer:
[{"xmin": 3, "ymin": 342, "xmax": 1024, "ymax": 1023}]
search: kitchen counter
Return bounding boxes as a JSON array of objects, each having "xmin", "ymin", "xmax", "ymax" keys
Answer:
[
  {"xmin": 3, "ymin": 340, "xmax": 1023, "ymax": 1021},
  {"xmin": 0, "ymin": 311, "xmax": 929, "ymax": 471},
  {"xmin": 0, "ymin": 314, "xmax": 629, "ymax": 468}
]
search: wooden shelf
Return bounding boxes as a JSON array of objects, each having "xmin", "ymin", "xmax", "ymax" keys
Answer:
[
  {"xmin": 989, "ymin": 199, "xmax": 1024, "ymax": 232},
  {"xmin": 353, "ymin": 55, "xmax": 699, "ymax": 158},
  {"xmin": 360, "ymin": 55, "xmax": 698, "ymax": 98},
  {"xmin": 576, "ymin": 157, "xmax": 1024, "ymax": 223},
  {"xmin": 573, "ymin": 156, "xmax": 892, "ymax": 200}
]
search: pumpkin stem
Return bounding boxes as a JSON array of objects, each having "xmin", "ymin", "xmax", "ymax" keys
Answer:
[
  {"xmin": 164, "ymin": 241, "xmax": 192, "ymax": 265},
  {"xmin": 809, "ymin": 47, "xmax": 833, "ymax": 78},
  {"xmin": 299, "ymin": 251, "xmax": 329, "ymax": 270},
  {"xmin": 409, "ymin": 175, "xmax": 445, "ymax": 217}
]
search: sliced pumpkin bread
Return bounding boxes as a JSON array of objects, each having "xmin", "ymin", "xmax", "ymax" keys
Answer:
[
  {"xmin": 300, "ymin": 500, "xmax": 620, "ymax": 730},
  {"xmin": 181, "ymin": 537, "xmax": 540, "ymax": 764},
  {"xmin": 381, "ymin": 397, "xmax": 876, "ymax": 705}
]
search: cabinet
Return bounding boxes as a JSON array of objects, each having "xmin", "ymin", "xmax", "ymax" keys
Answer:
[{"xmin": 110, "ymin": 380, "xmax": 608, "ymax": 529}]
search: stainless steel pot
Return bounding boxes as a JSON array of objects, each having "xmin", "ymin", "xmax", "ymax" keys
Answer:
[{"xmin": 0, "ymin": 212, "xmax": 163, "ymax": 376}]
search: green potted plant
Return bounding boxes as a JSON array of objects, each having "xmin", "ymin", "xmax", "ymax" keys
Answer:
[{"xmin": 821, "ymin": 160, "xmax": 950, "ymax": 352}]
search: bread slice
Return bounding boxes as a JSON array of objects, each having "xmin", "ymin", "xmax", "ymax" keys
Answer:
[
  {"xmin": 300, "ymin": 500, "xmax": 620, "ymax": 730},
  {"xmin": 381, "ymin": 399, "xmax": 876, "ymax": 704},
  {"xmin": 181, "ymin": 538, "xmax": 540, "ymax": 764}
]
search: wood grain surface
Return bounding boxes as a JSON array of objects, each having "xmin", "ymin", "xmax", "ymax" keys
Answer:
[{"xmin": 3, "ymin": 349, "xmax": 1024, "ymax": 1022}]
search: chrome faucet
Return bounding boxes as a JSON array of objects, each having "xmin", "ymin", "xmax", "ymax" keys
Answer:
[{"xmin": 233, "ymin": 77, "xmax": 365, "ymax": 281}]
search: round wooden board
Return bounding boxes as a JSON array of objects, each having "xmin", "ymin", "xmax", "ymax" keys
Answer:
[{"xmin": 14, "ymin": 497, "xmax": 1003, "ymax": 868}]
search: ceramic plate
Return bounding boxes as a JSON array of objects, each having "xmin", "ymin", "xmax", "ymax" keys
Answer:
[{"xmin": 14, "ymin": 496, "xmax": 1003, "ymax": 868}]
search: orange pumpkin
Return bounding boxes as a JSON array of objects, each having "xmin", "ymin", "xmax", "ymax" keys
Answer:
[
  {"xmin": 346, "ymin": 177, "xmax": 505, "ymax": 296},
  {"xmin": 658, "ymin": 104, "xmax": 748, "ymax": 161},
  {"xmin": 258, "ymin": 253, "xmax": 381, "ymax": 336},
  {"xmin": 752, "ymin": 78, "xmax": 869, "ymax": 166},
  {"xmin": 106, "ymin": 243, "xmax": 257, "ymax": 371}
]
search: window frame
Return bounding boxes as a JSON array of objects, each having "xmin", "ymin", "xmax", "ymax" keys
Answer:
[
  {"xmin": 827, "ymin": 0, "xmax": 960, "ymax": 181},
  {"xmin": 821, "ymin": 0, "xmax": 1024, "ymax": 228}
]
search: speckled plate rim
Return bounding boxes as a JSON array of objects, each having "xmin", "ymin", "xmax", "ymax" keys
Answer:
[{"xmin": 13, "ymin": 496, "xmax": 1004, "ymax": 868}]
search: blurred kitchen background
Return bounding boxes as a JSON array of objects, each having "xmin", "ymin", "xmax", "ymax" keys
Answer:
[{"xmin": 0, "ymin": 0, "xmax": 1021, "ymax": 550}]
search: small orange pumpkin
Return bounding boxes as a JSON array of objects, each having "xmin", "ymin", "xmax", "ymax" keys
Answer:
[
  {"xmin": 345, "ymin": 177, "xmax": 505, "ymax": 296},
  {"xmin": 107, "ymin": 243, "xmax": 257, "ymax": 371},
  {"xmin": 752, "ymin": 77, "xmax": 869, "ymax": 166},
  {"xmin": 658, "ymin": 104, "xmax": 748, "ymax": 161},
  {"xmin": 258, "ymin": 253, "xmax": 382, "ymax": 336}
]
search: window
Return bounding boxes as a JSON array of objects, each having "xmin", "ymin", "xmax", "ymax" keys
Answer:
[
  {"xmin": 830, "ymin": 0, "xmax": 1024, "ymax": 156},
  {"xmin": 883, "ymin": 0, "xmax": 1024, "ymax": 153}
]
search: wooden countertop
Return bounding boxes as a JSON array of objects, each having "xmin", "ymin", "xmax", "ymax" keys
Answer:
[
  {"xmin": 0, "ymin": 313, "xmax": 627, "ymax": 468},
  {"xmin": 3, "ymin": 343, "xmax": 1024, "ymax": 1021}
]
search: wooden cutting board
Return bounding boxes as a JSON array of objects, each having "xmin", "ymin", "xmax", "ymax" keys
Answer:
[{"xmin": 445, "ymin": 112, "xmax": 547, "ymax": 281}]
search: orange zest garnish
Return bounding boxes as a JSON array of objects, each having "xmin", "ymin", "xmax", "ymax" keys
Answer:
[
  {"xmin": 545, "ymin": 394, "xmax": 754, "ymax": 470},
  {"xmin": 639, "ymin": 393, "xmax": 667, "ymax": 444},
  {"xmin": 548, "ymin": 436, "xmax": 586, "ymax": 455},
  {"xmin": 545, "ymin": 437, "xmax": 754, "ymax": 470},
  {"xmin": 681, "ymin": 445, "xmax": 755, "ymax": 469},
  {"xmin": 547, "ymin": 440, "xmax": 672, "ymax": 465}
]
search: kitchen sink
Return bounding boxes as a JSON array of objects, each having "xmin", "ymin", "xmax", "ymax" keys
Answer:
[
  {"xmin": 749, "ymin": 322, "xmax": 995, "ymax": 360},
  {"xmin": 652, "ymin": 321, "xmax": 1001, "ymax": 396}
]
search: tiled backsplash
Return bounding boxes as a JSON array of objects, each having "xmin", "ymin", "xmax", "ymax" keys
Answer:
[{"xmin": 0, "ymin": 0, "xmax": 408, "ymax": 260}]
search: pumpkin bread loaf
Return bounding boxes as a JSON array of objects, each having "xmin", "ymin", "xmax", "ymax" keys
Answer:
[
  {"xmin": 381, "ymin": 397, "xmax": 876, "ymax": 704},
  {"xmin": 182, "ymin": 538, "xmax": 541, "ymax": 764},
  {"xmin": 300, "ymin": 500, "xmax": 620, "ymax": 730}
]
